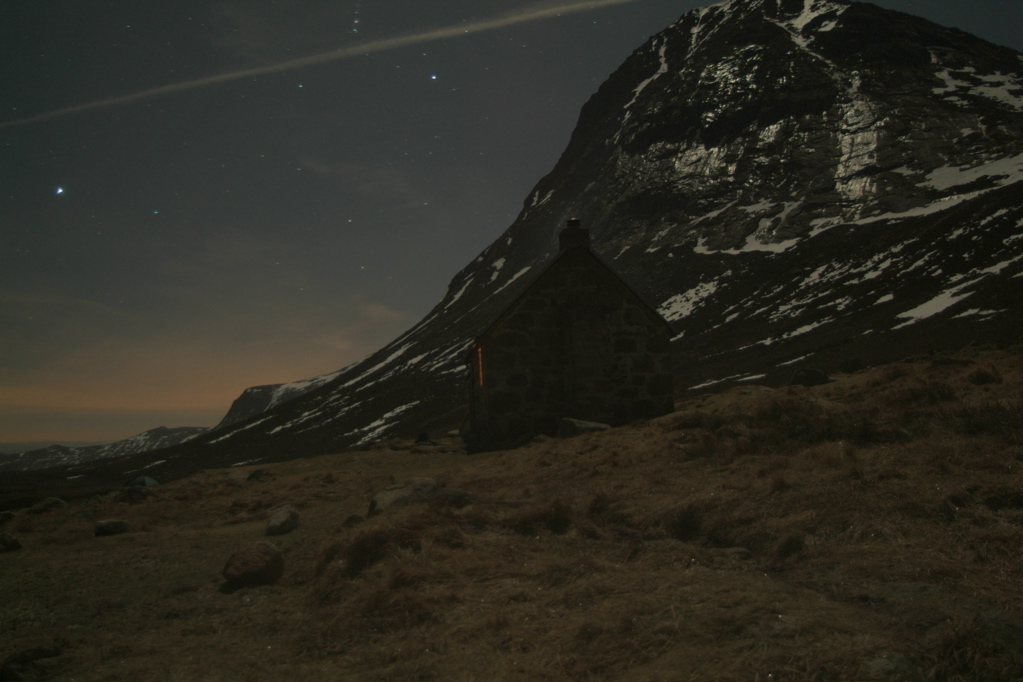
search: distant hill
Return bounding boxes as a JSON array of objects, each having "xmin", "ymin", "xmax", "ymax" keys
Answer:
[
  {"xmin": 0, "ymin": 441, "xmax": 104, "ymax": 455},
  {"xmin": 0, "ymin": 426, "xmax": 207, "ymax": 473}
]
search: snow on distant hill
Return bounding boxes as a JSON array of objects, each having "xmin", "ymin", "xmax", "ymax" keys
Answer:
[{"xmin": 0, "ymin": 426, "xmax": 208, "ymax": 473}]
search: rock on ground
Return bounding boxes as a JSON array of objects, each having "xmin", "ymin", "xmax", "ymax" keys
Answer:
[
  {"xmin": 26, "ymin": 498, "xmax": 66, "ymax": 514},
  {"xmin": 0, "ymin": 533, "xmax": 21, "ymax": 552},
  {"xmin": 558, "ymin": 418, "xmax": 611, "ymax": 438},
  {"xmin": 222, "ymin": 542, "xmax": 284, "ymax": 587},
  {"xmin": 368, "ymin": 478, "xmax": 436, "ymax": 516},
  {"xmin": 368, "ymin": 479, "xmax": 476, "ymax": 516},
  {"xmin": 94, "ymin": 520, "xmax": 133, "ymax": 537},
  {"xmin": 265, "ymin": 505, "xmax": 300, "ymax": 536},
  {"xmin": 246, "ymin": 469, "xmax": 276, "ymax": 483}
]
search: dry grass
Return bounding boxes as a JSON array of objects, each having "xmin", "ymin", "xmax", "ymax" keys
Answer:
[{"xmin": 2, "ymin": 345, "xmax": 1023, "ymax": 680}]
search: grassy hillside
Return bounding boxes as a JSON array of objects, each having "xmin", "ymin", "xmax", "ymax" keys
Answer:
[{"xmin": 2, "ymin": 345, "xmax": 1023, "ymax": 681}]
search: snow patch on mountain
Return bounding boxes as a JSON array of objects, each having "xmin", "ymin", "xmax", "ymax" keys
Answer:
[
  {"xmin": 445, "ymin": 276, "xmax": 474, "ymax": 309},
  {"xmin": 693, "ymin": 233, "xmax": 800, "ymax": 255},
  {"xmin": 932, "ymin": 61, "xmax": 1023, "ymax": 111},
  {"xmin": 268, "ymin": 369, "xmax": 343, "ymax": 407},
  {"xmin": 627, "ymin": 37, "xmax": 669, "ymax": 110},
  {"xmin": 786, "ymin": 0, "xmax": 848, "ymax": 34},
  {"xmin": 659, "ymin": 281, "xmax": 721, "ymax": 322},
  {"xmin": 349, "ymin": 401, "xmax": 421, "ymax": 446},
  {"xmin": 489, "ymin": 258, "xmax": 506, "ymax": 282},
  {"xmin": 768, "ymin": 0, "xmax": 848, "ymax": 67},
  {"xmin": 530, "ymin": 189, "xmax": 554, "ymax": 208},
  {"xmin": 894, "ymin": 284, "xmax": 976, "ymax": 328},
  {"xmin": 210, "ymin": 416, "xmax": 273, "ymax": 444},
  {"xmin": 493, "ymin": 266, "xmax": 533, "ymax": 294},
  {"xmin": 340, "ymin": 343, "xmax": 412, "ymax": 390},
  {"xmin": 925, "ymin": 153, "xmax": 1023, "ymax": 191}
]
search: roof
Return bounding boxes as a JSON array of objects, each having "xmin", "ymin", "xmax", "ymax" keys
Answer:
[{"xmin": 471, "ymin": 229, "xmax": 673, "ymax": 346}]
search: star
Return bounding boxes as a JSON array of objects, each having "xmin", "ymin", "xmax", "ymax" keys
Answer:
[{"xmin": 55, "ymin": 186, "xmax": 64, "ymax": 195}]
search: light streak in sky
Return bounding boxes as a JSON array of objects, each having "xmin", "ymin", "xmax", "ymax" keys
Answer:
[{"xmin": 0, "ymin": 0, "xmax": 648, "ymax": 129}]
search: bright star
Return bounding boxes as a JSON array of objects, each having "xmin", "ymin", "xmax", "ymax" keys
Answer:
[{"xmin": 55, "ymin": 186, "xmax": 64, "ymax": 195}]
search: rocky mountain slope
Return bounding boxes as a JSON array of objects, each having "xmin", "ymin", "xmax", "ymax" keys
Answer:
[
  {"xmin": 214, "ymin": 367, "xmax": 348, "ymax": 431},
  {"xmin": 34, "ymin": 0, "xmax": 1023, "ymax": 481}
]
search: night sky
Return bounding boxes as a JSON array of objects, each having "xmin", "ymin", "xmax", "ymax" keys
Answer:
[{"xmin": 3, "ymin": 1, "xmax": 1021, "ymax": 447}]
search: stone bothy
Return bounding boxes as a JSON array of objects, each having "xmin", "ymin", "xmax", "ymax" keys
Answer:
[{"xmin": 465, "ymin": 219, "xmax": 674, "ymax": 452}]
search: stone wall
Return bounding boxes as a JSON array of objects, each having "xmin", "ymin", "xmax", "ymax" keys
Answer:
[{"xmin": 468, "ymin": 247, "xmax": 672, "ymax": 451}]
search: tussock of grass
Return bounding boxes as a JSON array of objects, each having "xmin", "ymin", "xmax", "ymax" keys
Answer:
[
  {"xmin": 942, "ymin": 400, "xmax": 1023, "ymax": 441},
  {"xmin": 506, "ymin": 500, "xmax": 573, "ymax": 536},
  {"xmin": 921, "ymin": 615, "xmax": 1023, "ymax": 682}
]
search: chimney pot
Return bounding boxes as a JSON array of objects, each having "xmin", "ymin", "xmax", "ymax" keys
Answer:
[{"xmin": 559, "ymin": 218, "xmax": 589, "ymax": 251}]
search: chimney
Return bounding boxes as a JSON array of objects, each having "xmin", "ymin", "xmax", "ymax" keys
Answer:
[{"xmin": 559, "ymin": 218, "xmax": 590, "ymax": 251}]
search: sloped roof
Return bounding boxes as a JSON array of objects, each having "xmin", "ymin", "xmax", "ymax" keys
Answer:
[{"xmin": 473, "ymin": 233, "xmax": 673, "ymax": 344}]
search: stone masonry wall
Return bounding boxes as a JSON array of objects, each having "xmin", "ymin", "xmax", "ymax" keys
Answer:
[{"xmin": 472, "ymin": 248, "xmax": 672, "ymax": 449}]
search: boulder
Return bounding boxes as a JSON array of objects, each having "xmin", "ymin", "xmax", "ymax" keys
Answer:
[
  {"xmin": 265, "ymin": 505, "xmax": 300, "ymax": 536},
  {"xmin": 26, "ymin": 497, "xmax": 66, "ymax": 514},
  {"xmin": 368, "ymin": 478, "xmax": 436, "ymax": 516},
  {"xmin": 94, "ymin": 520, "xmax": 133, "ymax": 537},
  {"xmin": 558, "ymin": 418, "xmax": 611, "ymax": 438},
  {"xmin": 246, "ymin": 468, "xmax": 276, "ymax": 483},
  {"xmin": 222, "ymin": 542, "xmax": 284, "ymax": 587},
  {"xmin": 367, "ymin": 478, "xmax": 476, "ymax": 516},
  {"xmin": 0, "ymin": 532, "xmax": 21, "ymax": 552}
]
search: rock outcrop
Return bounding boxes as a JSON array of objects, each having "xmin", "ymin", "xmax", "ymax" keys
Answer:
[{"xmin": 221, "ymin": 542, "xmax": 284, "ymax": 588}]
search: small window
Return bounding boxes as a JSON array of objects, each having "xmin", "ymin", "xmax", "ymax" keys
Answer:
[{"xmin": 475, "ymin": 344, "xmax": 484, "ymax": 387}]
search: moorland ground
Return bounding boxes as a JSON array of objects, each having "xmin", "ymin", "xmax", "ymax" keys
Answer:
[{"xmin": 2, "ymin": 345, "xmax": 1023, "ymax": 681}]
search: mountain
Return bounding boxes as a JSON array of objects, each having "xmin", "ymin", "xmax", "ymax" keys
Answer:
[
  {"xmin": 0, "ymin": 370, "xmax": 343, "ymax": 472},
  {"xmin": 0, "ymin": 426, "xmax": 207, "ymax": 473},
  {"xmin": 57, "ymin": 0, "xmax": 1023, "ymax": 482},
  {"xmin": 213, "ymin": 367, "xmax": 348, "ymax": 430},
  {"xmin": 0, "ymin": 441, "xmax": 104, "ymax": 455}
]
